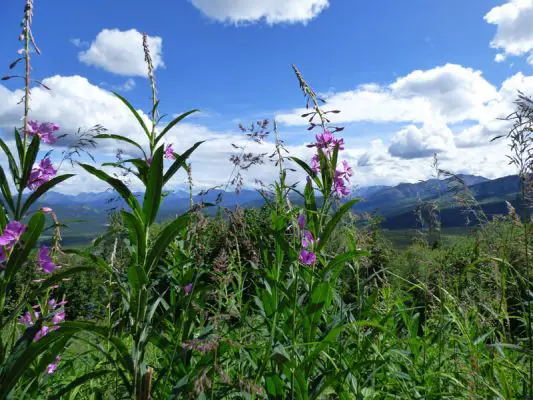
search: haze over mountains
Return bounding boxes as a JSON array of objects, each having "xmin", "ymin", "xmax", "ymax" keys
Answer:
[{"xmin": 36, "ymin": 174, "xmax": 520, "ymax": 245}]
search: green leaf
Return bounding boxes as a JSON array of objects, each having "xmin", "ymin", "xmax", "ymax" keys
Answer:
[
  {"xmin": 14, "ymin": 129, "xmax": 24, "ymax": 165},
  {"xmin": 49, "ymin": 370, "xmax": 113, "ymax": 399},
  {"xmin": 95, "ymin": 134, "xmax": 147, "ymax": 158},
  {"xmin": 154, "ymin": 109, "xmax": 199, "ymax": 146},
  {"xmin": 19, "ymin": 174, "xmax": 74, "ymax": 218},
  {"xmin": 0, "ymin": 328, "xmax": 74, "ymax": 399},
  {"xmin": 20, "ymin": 135, "xmax": 40, "ymax": 189},
  {"xmin": 163, "ymin": 141, "xmax": 204, "ymax": 185},
  {"xmin": 0, "ymin": 137, "xmax": 20, "ymax": 183},
  {"xmin": 316, "ymin": 199, "xmax": 359, "ymax": 252},
  {"xmin": 113, "ymin": 92, "xmax": 151, "ymax": 140},
  {"xmin": 145, "ymin": 213, "xmax": 189, "ymax": 272},
  {"xmin": 5, "ymin": 212, "xmax": 45, "ymax": 281},
  {"xmin": 0, "ymin": 166, "xmax": 15, "ymax": 213},
  {"xmin": 79, "ymin": 163, "xmax": 143, "ymax": 220},
  {"xmin": 128, "ymin": 264, "xmax": 148, "ymax": 293},
  {"xmin": 290, "ymin": 156, "xmax": 322, "ymax": 190},
  {"xmin": 121, "ymin": 210, "xmax": 146, "ymax": 264},
  {"xmin": 143, "ymin": 146, "xmax": 164, "ymax": 226}
]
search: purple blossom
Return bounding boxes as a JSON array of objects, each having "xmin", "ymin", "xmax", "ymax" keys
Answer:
[
  {"xmin": 34, "ymin": 325, "xmax": 49, "ymax": 342},
  {"xmin": 302, "ymin": 231, "xmax": 314, "ymax": 249},
  {"xmin": 334, "ymin": 138, "xmax": 345, "ymax": 151},
  {"xmin": 27, "ymin": 121, "xmax": 59, "ymax": 145},
  {"xmin": 164, "ymin": 144, "xmax": 176, "ymax": 161},
  {"xmin": 184, "ymin": 283, "xmax": 193, "ymax": 294},
  {"xmin": 311, "ymin": 154, "xmax": 320, "ymax": 173},
  {"xmin": 19, "ymin": 311, "xmax": 37, "ymax": 327},
  {"xmin": 0, "ymin": 221, "xmax": 26, "ymax": 247},
  {"xmin": 297, "ymin": 214, "xmax": 306, "ymax": 230},
  {"xmin": 299, "ymin": 250, "xmax": 316, "ymax": 266},
  {"xmin": 28, "ymin": 158, "xmax": 57, "ymax": 191},
  {"xmin": 340, "ymin": 160, "xmax": 353, "ymax": 180},
  {"xmin": 46, "ymin": 356, "xmax": 61, "ymax": 375},
  {"xmin": 52, "ymin": 311, "xmax": 65, "ymax": 325},
  {"xmin": 314, "ymin": 130, "xmax": 335, "ymax": 150},
  {"xmin": 38, "ymin": 246, "xmax": 57, "ymax": 274},
  {"xmin": 334, "ymin": 175, "xmax": 350, "ymax": 197}
]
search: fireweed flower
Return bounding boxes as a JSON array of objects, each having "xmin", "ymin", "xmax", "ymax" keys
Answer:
[
  {"xmin": 297, "ymin": 214, "xmax": 306, "ymax": 230},
  {"xmin": 38, "ymin": 246, "xmax": 57, "ymax": 274},
  {"xmin": 27, "ymin": 121, "xmax": 59, "ymax": 145},
  {"xmin": 311, "ymin": 154, "xmax": 320, "ymax": 173},
  {"xmin": 0, "ymin": 221, "xmax": 26, "ymax": 247},
  {"xmin": 334, "ymin": 175, "xmax": 350, "ymax": 198},
  {"xmin": 302, "ymin": 231, "xmax": 314, "ymax": 249},
  {"xmin": 52, "ymin": 311, "xmax": 65, "ymax": 325},
  {"xmin": 34, "ymin": 325, "xmax": 50, "ymax": 342},
  {"xmin": 19, "ymin": 311, "xmax": 38, "ymax": 327},
  {"xmin": 164, "ymin": 144, "xmax": 176, "ymax": 161},
  {"xmin": 28, "ymin": 158, "xmax": 57, "ymax": 190},
  {"xmin": 184, "ymin": 283, "xmax": 193, "ymax": 294},
  {"xmin": 340, "ymin": 160, "xmax": 353, "ymax": 180},
  {"xmin": 299, "ymin": 250, "xmax": 316, "ymax": 266},
  {"xmin": 46, "ymin": 356, "xmax": 61, "ymax": 375}
]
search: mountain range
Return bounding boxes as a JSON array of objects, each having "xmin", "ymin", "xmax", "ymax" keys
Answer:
[{"xmin": 34, "ymin": 174, "xmax": 521, "ymax": 245}]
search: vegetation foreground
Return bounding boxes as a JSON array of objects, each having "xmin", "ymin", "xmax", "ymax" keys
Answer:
[{"xmin": 1, "ymin": 2, "xmax": 533, "ymax": 399}]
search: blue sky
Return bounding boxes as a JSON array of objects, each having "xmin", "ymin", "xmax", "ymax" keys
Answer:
[{"xmin": 1, "ymin": 0, "xmax": 532, "ymax": 193}]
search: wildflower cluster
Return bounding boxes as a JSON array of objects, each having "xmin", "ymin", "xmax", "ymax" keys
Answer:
[
  {"xmin": 28, "ymin": 156, "xmax": 57, "ymax": 190},
  {"xmin": 0, "ymin": 221, "xmax": 26, "ymax": 267},
  {"xmin": 19, "ymin": 298, "xmax": 67, "ymax": 374},
  {"xmin": 26, "ymin": 120, "xmax": 59, "ymax": 144},
  {"xmin": 297, "ymin": 214, "xmax": 317, "ymax": 266}
]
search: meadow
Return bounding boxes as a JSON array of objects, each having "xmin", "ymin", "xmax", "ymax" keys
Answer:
[{"xmin": 2, "ymin": 2, "xmax": 533, "ymax": 399}]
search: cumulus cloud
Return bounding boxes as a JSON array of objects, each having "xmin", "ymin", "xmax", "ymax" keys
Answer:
[
  {"xmin": 485, "ymin": 0, "xmax": 533, "ymax": 62},
  {"xmin": 388, "ymin": 121, "xmax": 455, "ymax": 159},
  {"xmin": 189, "ymin": 0, "xmax": 329, "ymax": 24},
  {"xmin": 78, "ymin": 29, "xmax": 164, "ymax": 76}
]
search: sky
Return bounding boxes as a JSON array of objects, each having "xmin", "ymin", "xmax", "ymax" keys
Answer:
[{"xmin": 0, "ymin": 0, "xmax": 532, "ymax": 194}]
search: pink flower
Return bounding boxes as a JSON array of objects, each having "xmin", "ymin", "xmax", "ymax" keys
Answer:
[
  {"xmin": 34, "ymin": 326, "xmax": 49, "ymax": 341},
  {"xmin": 40, "ymin": 207, "xmax": 53, "ymax": 213},
  {"xmin": 302, "ymin": 231, "xmax": 314, "ymax": 249},
  {"xmin": 19, "ymin": 311, "xmax": 36, "ymax": 327},
  {"xmin": 299, "ymin": 250, "xmax": 316, "ymax": 266},
  {"xmin": 164, "ymin": 144, "xmax": 176, "ymax": 161},
  {"xmin": 27, "ymin": 121, "xmax": 59, "ymax": 145},
  {"xmin": 52, "ymin": 311, "xmax": 65, "ymax": 325},
  {"xmin": 297, "ymin": 214, "xmax": 306, "ymax": 230},
  {"xmin": 46, "ymin": 356, "xmax": 61, "ymax": 375},
  {"xmin": 0, "ymin": 221, "xmax": 26, "ymax": 247},
  {"xmin": 340, "ymin": 160, "xmax": 353, "ymax": 180},
  {"xmin": 38, "ymin": 246, "xmax": 57, "ymax": 274},
  {"xmin": 28, "ymin": 158, "xmax": 57, "ymax": 190},
  {"xmin": 311, "ymin": 154, "xmax": 320, "ymax": 173},
  {"xmin": 333, "ymin": 175, "xmax": 350, "ymax": 197},
  {"xmin": 184, "ymin": 283, "xmax": 193, "ymax": 294}
]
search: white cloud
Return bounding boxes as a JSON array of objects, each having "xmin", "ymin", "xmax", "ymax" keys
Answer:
[
  {"xmin": 389, "ymin": 121, "xmax": 455, "ymax": 159},
  {"xmin": 113, "ymin": 78, "xmax": 136, "ymax": 92},
  {"xmin": 78, "ymin": 29, "xmax": 164, "ymax": 77},
  {"xmin": 190, "ymin": 0, "xmax": 329, "ymax": 24},
  {"xmin": 495, "ymin": 53, "xmax": 507, "ymax": 63},
  {"xmin": 485, "ymin": 0, "xmax": 533, "ymax": 62}
]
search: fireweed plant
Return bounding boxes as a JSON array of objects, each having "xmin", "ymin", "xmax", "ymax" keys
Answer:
[{"xmin": 0, "ymin": 1, "xmax": 93, "ymax": 397}]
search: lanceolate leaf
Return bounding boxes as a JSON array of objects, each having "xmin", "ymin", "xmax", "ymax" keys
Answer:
[
  {"xmin": 163, "ymin": 141, "xmax": 204, "ymax": 185},
  {"xmin": 122, "ymin": 210, "xmax": 146, "ymax": 264},
  {"xmin": 145, "ymin": 213, "xmax": 189, "ymax": 273},
  {"xmin": 0, "ymin": 138, "xmax": 20, "ymax": 183},
  {"xmin": 0, "ymin": 166, "xmax": 15, "ymax": 213},
  {"xmin": 95, "ymin": 134, "xmax": 147, "ymax": 158},
  {"xmin": 19, "ymin": 174, "xmax": 74, "ymax": 218},
  {"xmin": 143, "ymin": 146, "xmax": 164, "ymax": 226},
  {"xmin": 316, "ymin": 199, "xmax": 359, "ymax": 252},
  {"xmin": 20, "ymin": 135, "xmax": 40, "ymax": 188},
  {"xmin": 290, "ymin": 156, "xmax": 322, "ymax": 190},
  {"xmin": 113, "ymin": 92, "xmax": 151, "ymax": 140},
  {"xmin": 49, "ymin": 370, "xmax": 113, "ymax": 399},
  {"xmin": 154, "ymin": 109, "xmax": 199, "ymax": 146},
  {"xmin": 79, "ymin": 164, "xmax": 143, "ymax": 220}
]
